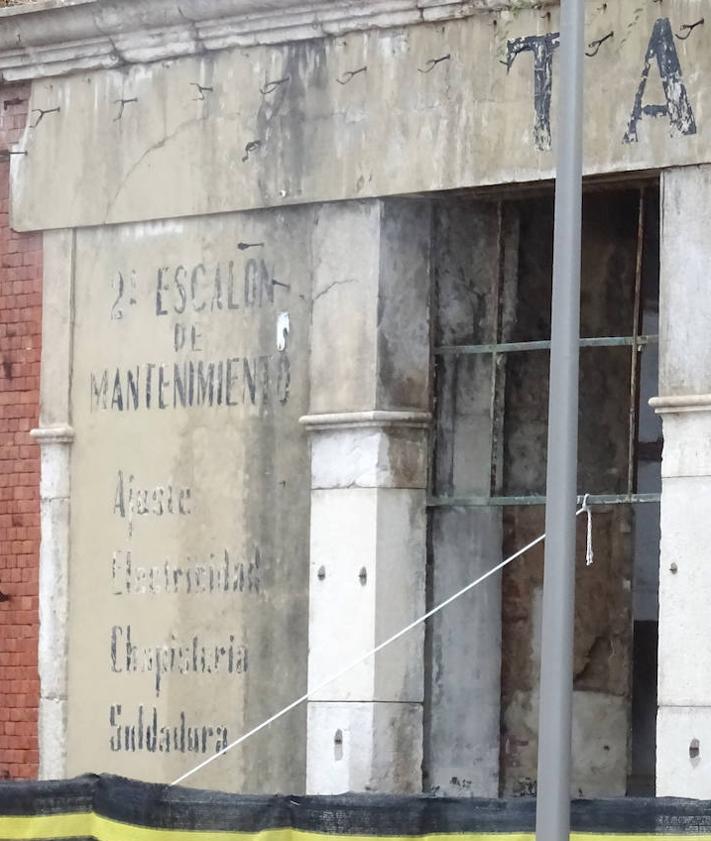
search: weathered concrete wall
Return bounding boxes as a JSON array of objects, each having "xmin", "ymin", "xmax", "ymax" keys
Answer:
[
  {"xmin": 655, "ymin": 166, "xmax": 711, "ymax": 798},
  {"xmin": 5, "ymin": 0, "xmax": 681, "ymax": 796},
  {"xmin": 10, "ymin": 0, "xmax": 711, "ymax": 231},
  {"xmin": 64, "ymin": 207, "xmax": 313, "ymax": 791}
]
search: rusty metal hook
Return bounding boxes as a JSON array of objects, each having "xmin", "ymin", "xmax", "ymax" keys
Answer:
[
  {"xmin": 241, "ymin": 140, "xmax": 262, "ymax": 162},
  {"xmin": 676, "ymin": 18, "xmax": 704, "ymax": 39},
  {"xmin": 191, "ymin": 83, "xmax": 214, "ymax": 101},
  {"xmin": 0, "ymin": 149, "xmax": 27, "ymax": 161},
  {"xmin": 418, "ymin": 53, "xmax": 451, "ymax": 73},
  {"xmin": 30, "ymin": 106, "xmax": 60, "ymax": 128},
  {"xmin": 336, "ymin": 66, "xmax": 367, "ymax": 85},
  {"xmin": 260, "ymin": 77, "xmax": 290, "ymax": 95},
  {"xmin": 113, "ymin": 97, "xmax": 137, "ymax": 121},
  {"xmin": 585, "ymin": 30, "xmax": 614, "ymax": 57}
]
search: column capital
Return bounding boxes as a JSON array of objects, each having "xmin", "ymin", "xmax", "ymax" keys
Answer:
[
  {"xmin": 650, "ymin": 394, "xmax": 711, "ymax": 414},
  {"xmin": 30, "ymin": 425, "xmax": 74, "ymax": 445}
]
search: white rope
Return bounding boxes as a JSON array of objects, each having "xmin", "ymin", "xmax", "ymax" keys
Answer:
[
  {"xmin": 170, "ymin": 504, "xmax": 589, "ymax": 787},
  {"xmin": 582, "ymin": 494, "xmax": 594, "ymax": 566}
]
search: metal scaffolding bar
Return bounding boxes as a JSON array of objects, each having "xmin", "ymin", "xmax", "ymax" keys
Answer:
[
  {"xmin": 435, "ymin": 334, "xmax": 657, "ymax": 355},
  {"xmin": 427, "ymin": 492, "xmax": 660, "ymax": 508},
  {"xmin": 627, "ymin": 191, "xmax": 645, "ymax": 497},
  {"xmin": 489, "ymin": 201, "xmax": 507, "ymax": 498}
]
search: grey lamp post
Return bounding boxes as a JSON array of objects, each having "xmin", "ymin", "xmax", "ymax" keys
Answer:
[{"xmin": 534, "ymin": 0, "xmax": 585, "ymax": 839}]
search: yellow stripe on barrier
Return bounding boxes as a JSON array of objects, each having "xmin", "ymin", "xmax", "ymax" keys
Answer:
[
  {"xmin": 0, "ymin": 814, "xmax": 711, "ymax": 841},
  {"xmin": 0, "ymin": 812, "xmax": 92, "ymax": 840},
  {"xmin": 88, "ymin": 822, "xmax": 532, "ymax": 841}
]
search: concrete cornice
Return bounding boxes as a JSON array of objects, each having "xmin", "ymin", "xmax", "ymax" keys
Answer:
[
  {"xmin": 0, "ymin": 0, "xmax": 554, "ymax": 82},
  {"xmin": 300, "ymin": 410, "xmax": 431, "ymax": 430},
  {"xmin": 650, "ymin": 394, "xmax": 711, "ymax": 415}
]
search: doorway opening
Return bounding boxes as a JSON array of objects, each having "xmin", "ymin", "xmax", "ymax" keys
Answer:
[{"xmin": 424, "ymin": 182, "xmax": 661, "ymax": 798}]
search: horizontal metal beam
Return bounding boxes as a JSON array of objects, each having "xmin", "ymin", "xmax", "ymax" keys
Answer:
[
  {"xmin": 435, "ymin": 334, "xmax": 658, "ymax": 356},
  {"xmin": 427, "ymin": 492, "xmax": 660, "ymax": 508}
]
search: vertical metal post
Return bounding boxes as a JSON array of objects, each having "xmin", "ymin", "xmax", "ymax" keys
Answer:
[
  {"xmin": 535, "ymin": 0, "xmax": 585, "ymax": 839},
  {"xmin": 627, "ymin": 191, "xmax": 645, "ymax": 498}
]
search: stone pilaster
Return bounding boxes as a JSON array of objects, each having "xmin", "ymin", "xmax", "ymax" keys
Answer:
[
  {"xmin": 426, "ymin": 200, "xmax": 510, "ymax": 797},
  {"xmin": 30, "ymin": 230, "xmax": 74, "ymax": 779},
  {"xmin": 304, "ymin": 199, "xmax": 431, "ymax": 793},
  {"xmin": 654, "ymin": 166, "xmax": 711, "ymax": 797}
]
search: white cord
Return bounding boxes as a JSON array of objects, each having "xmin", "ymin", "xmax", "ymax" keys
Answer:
[
  {"xmin": 582, "ymin": 494, "xmax": 594, "ymax": 566},
  {"xmin": 170, "ymin": 504, "xmax": 589, "ymax": 787}
]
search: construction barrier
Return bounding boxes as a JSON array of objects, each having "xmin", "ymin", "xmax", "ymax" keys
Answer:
[{"xmin": 1, "ymin": 774, "xmax": 711, "ymax": 840}]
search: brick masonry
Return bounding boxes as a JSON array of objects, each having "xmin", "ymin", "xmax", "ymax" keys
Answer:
[{"xmin": 0, "ymin": 83, "xmax": 41, "ymax": 779}]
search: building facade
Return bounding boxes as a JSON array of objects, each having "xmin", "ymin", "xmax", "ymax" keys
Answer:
[{"xmin": 0, "ymin": 0, "xmax": 708, "ymax": 799}]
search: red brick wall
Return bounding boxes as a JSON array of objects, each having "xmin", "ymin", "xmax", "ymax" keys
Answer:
[{"xmin": 0, "ymin": 83, "xmax": 42, "ymax": 779}]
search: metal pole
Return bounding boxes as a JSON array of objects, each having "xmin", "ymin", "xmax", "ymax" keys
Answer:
[{"xmin": 535, "ymin": 0, "xmax": 585, "ymax": 838}]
